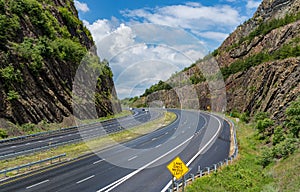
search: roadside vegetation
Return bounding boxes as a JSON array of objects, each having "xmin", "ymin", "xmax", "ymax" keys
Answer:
[
  {"xmin": 0, "ymin": 112, "xmax": 177, "ymax": 177},
  {"xmin": 187, "ymin": 97, "xmax": 300, "ymax": 191}
]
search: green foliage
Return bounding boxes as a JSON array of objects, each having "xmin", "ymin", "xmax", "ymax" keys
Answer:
[
  {"xmin": 0, "ymin": 128, "xmax": 8, "ymax": 139},
  {"xmin": 21, "ymin": 123, "xmax": 36, "ymax": 133},
  {"xmin": 260, "ymin": 138, "xmax": 298, "ymax": 167},
  {"xmin": 272, "ymin": 126, "xmax": 285, "ymax": 145},
  {"xmin": 59, "ymin": 7, "xmax": 81, "ymax": 30},
  {"xmin": 254, "ymin": 112, "xmax": 269, "ymax": 122},
  {"xmin": 211, "ymin": 49, "xmax": 219, "ymax": 57},
  {"xmin": 50, "ymin": 38, "xmax": 86, "ymax": 63},
  {"xmin": 14, "ymin": 38, "xmax": 44, "ymax": 73},
  {"xmin": 0, "ymin": 65, "xmax": 22, "ymax": 82},
  {"xmin": 7, "ymin": 90, "xmax": 20, "ymax": 101},
  {"xmin": 142, "ymin": 80, "xmax": 172, "ymax": 97},
  {"xmin": 189, "ymin": 74, "xmax": 206, "ymax": 84},
  {"xmin": 255, "ymin": 118, "xmax": 274, "ymax": 134},
  {"xmin": 240, "ymin": 12, "xmax": 300, "ymax": 45},
  {"xmin": 0, "ymin": 14, "xmax": 20, "ymax": 49},
  {"xmin": 222, "ymin": 37, "xmax": 300, "ymax": 80},
  {"xmin": 240, "ymin": 112, "xmax": 250, "ymax": 123},
  {"xmin": 10, "ymin": 0, "xmax": 56, "ymax": 37},
  {"xmin": 285, "ymin": 98, "xmax": 300, "ymax": 138}
]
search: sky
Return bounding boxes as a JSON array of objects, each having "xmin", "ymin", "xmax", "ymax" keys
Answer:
[{"xmin": 74, "ymin": 0, "xmax": 262, "ymax": 99}]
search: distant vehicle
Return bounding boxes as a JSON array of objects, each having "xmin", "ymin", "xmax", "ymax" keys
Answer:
[{"xmin": 145, "ymin": 109, "xmax": 149, "ymax": 112}]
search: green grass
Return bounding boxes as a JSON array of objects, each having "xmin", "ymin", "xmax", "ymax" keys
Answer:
[
  {"xmin": 0, "ymin": 112, "xmax": 176, "ymax": 176},
  {"xmin": 186, "ymin": 118, "xmax": 300, "ymax": 192}
]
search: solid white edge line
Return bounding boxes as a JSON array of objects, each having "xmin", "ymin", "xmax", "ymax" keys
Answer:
[
  {"xmin": 76, "ymin": 175, "xmax": 95, "ymax": 184},
  {"xmin": 96, "ymin": 135, "xmax": 194, "ymax": 192},
  {"xmin": 161, "ymin": 113, "xmax": 222, "ymax": 192},
  {"xmin": 26, "ymin": 179, "xmax": 49, "ymax": 189}
]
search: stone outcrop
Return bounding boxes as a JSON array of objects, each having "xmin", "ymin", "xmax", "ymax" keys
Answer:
[
  {"xmin": 0, "ymin": 0, "xmax": 121, "ymax": 124},
  {"xmin": 136, "ymin": 0, "xmax": 300, "ymax": 121}
]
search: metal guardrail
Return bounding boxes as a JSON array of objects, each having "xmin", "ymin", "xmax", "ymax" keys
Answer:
[
  {"xmin": 167, "ymin": 118, "xmax": 238, "ymax": 192},
  {"xmin": 0, "ymin": 153, "xmax": 66, "ymax": 178}
]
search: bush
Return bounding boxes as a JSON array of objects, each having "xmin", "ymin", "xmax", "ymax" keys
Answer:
[
  {"xmin": 14, "ymin": 38, "xmax": 44, "ymax": 73},
  {"xmin": 254, "ymin": 112, "xmax": 269, "ymax": 122},
  {"xmin": 7, "ymin": 90, "xmax": 20, "ymax": 101},
  {"xmin": 240, "ymin": 112, "xmax": 250, "ymax": 123},
  {"xmin": 50, "ymin": 38, "xmax": 86, "ymax": 63},
  {"xmin": 142, "ymin": 80, "xmax": 172, "ymax": 97},
  {"xmin": 272, "ymin": 126, "xmax": 285, "ymax": 145},
  {"xmin": 285, "ymin": 97, "xmax": 300, "ymax": 138},
  {"xmin": 21, "ymin": 123, "xmax": 36, "ymax": 133},
  {"xmin": 255, "ymin": 118, "xmax": 274, "ymax": 134},
  {"xmin": 0, "ymin": 128, "xmax": 8, "ymax": 139}
]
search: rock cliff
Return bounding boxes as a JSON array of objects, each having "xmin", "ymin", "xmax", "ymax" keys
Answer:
[
  {"xmin": 0, "ymin": 0, "xmax": 121, "ymax": 124},
  {"xmin": 134, "ymin": 0, "xmax": 300, "ymax": 120}
]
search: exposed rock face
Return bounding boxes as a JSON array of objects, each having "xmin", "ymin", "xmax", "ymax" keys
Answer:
[
  {"xmin": 138, "ymin": 0, "xmax": 300, "ymax": 120},
  {"xmin": 0, "ymin": 0, "xmax": 121, "ymax": 124}
]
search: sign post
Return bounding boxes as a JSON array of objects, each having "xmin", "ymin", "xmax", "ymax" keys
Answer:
[{"xmin": 167, "ymin": 157, "xmax": 189, "ymax": 191}]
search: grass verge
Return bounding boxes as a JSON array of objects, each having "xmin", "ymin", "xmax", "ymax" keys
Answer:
[
  {"xmin": 0, "ymin": 111, "xmax": 176, "ymax": 177},
  {"xmin": 186, "ymin": 117, "xmax": 300, "ymax": 192}
]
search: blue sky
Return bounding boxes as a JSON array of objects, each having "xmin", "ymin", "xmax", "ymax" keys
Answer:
[{"xmin": 74, "ymin": 0, "xmax": 262, "ymax": 99}]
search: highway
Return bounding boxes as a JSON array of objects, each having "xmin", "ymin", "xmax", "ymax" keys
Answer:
[
  {"xmin": 0, "ymin": 109, "xmax": 231, "ymax": 192},
  {"xmin": 0, "ymin": 109, "xmax": 162, "ymax": 159}
]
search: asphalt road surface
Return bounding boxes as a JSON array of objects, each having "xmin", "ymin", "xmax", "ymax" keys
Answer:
[
  {"xmin": 0, "ymin": 109, "xmax": 162, "ymax": 158},
  {"xmin": 0, "ymin": 109, "xmax": 231, "ymax": 192}
]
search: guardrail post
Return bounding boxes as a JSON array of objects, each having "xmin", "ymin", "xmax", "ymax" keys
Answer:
[
  {"xmin": 190, "ymin": 174, "xmax": 194, "ymax": 182},
  {"xmin": 200, "ymin": 170, "xmax": 202, "ymax": 177},
  {"xmin": 226, "ymin": 159, "xmax": 228, "ymax": 166},
  {"xmin": 207, "ymin": 167, "xmax": 210, "ymax": 174},
  {"xmin": 176, "ymin": 182, "xmax": 179, "ymax": 191},
  {"xmin": 214, "ymin": 164, "xmax": 217, "ymax": 172}
]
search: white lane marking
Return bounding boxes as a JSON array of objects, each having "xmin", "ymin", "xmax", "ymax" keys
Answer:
[
  {"xmin": 10, "ymin": 146, "xmax": 16, "ymax": 148},
  {"xmin": 97, "ymin": 135, "xmax": 194, "ymax": 192},
  {"xmin": 59, "ymin": 136, "xmax": 63, "ymax": 139},
  {"xmin": 161, "ymin": 113, "xmax": 222, "ymax": 192},
  {"xmin": 151, "ymin": 138, "xmax": 157, "ymax": 141},
  {"xmin": 165, "ymin": 132, "xmax": 168, "ymax": 135},
  {"xmin": 49, "ymin": 138, "xmax": 53, "ymax": 141},
  {"xmin": 93, "ymin": 159, "xmax": 105, "ymax": 165},
  {"xmin": 26, "ymin": 180, "xmax": 49, "ymax": 189},
  {"xmin": 128, "ymin": 156, "xmax": 137, "ymax": 161},
  {"xmin": 76, "ymin": 175, "xmax": 95, "ymax": 184},
  {"xmin": 155, "ymin": 144, "xmax": 161, "ymax": 148},
  {"xmin": 182, "ymin": 131, "xmax": 185, "ymax": 134},
  {"xmin": 38, "ymin": 140, "xmax": 43, "ymax": 143},
  {"xmin": 25, "ymin": 143, "xmax": 31, "ymax": 145}
]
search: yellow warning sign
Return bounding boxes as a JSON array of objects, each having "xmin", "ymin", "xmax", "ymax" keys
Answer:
[{"xmin": 167, "ymin": 156, "xmax": 189, "ymax": 180}]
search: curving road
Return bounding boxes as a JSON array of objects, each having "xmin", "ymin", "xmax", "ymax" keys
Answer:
[
  {"xmin": 0, "ymin": 109, "xmax": 162, "ymax": 159},
  {"xmin": 0, "ymin": 109, "xmax": 231, "ymax": 192}
]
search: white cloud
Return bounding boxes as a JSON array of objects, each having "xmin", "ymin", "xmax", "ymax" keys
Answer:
[
  {"xmin": 122, "ymin": 4, "xmax": 244, "ymax": 30},
  {"xmin": 83, "ymin": 2, "xmax": 259, "ymax": 98},
  {"xmin": 74, "ymin": 0, "xmax": 90, "ymax": 13},
  {"xmin": 246, "ymin": 0, "xmax": 261, "ymax": 10},
  {"xmin": 196, "ymin": 31, "xmax": 229, "ymax": 42}
]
